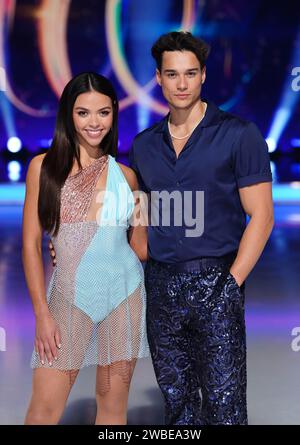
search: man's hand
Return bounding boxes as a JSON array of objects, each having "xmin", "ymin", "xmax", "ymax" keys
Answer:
[
  {"xmin": 49, "ymin": 241, "xmax": 57, "ymax": 266},
  {"xmin": 228, "ymin": 270, "xmax": 243, "ymax": 288}
]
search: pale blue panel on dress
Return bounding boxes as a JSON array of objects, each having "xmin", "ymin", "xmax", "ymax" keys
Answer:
[{"xmin": 74, "ymin": 156, "xmax": 141, "ymax": 323}]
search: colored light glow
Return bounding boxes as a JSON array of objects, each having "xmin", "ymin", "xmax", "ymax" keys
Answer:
[
  {"xmin": 287, "ymin": 214, "xmax": 300, "ymax": 223},
  {"xmin": 290, "ymin": 181, "xmax": 300, "ymax": 189},
  {"xmin": 266, "ymin": 108, "xmax": 291, "ymax": 152},
  {"xmin": 266, "ymin": 137, "xmax": 277, "ymax": 153},
  {"xmin": 0, "ymin": 183, "xmax": 25, "ymax": 204},
  {"xmin": 272, "ymin": 184, "xmax": 300, "ymax": 202},
  {"xmin": 7, "ymin": 160, "xmax": 21, "ymax": 182},
  {"xmin": 0, "ymin": 0, "xmax": 53, "ymax": 117},
  {"xmin": 0, "ymin": 66, "xmax": 6, "ymax": 91},
  {"xmin": 1, "ymin": 0, "xmax": 196, "ymax": 118},
  {"xmin": 0, "ymin": 2, "xmax": 17, "ymax": 142},
  {"xmin": 266, "ymin": 26, "xmax": 300, "ymax": 151},
  {"xmin": 105, "ymin": 0, "xmax": 196, "ymax": 114},
  {"xmin": 7, "ymin": 136, "xmax": 22, "ymax": 153},
  {"xmin": 39, "ymin": 138, "xmax": 52, "ymax": 148},
  {"xmin": 291, "ymin": 138, "xmax": 300, "ymax": 147},
  {"xmin": 0, "ymin": 183, "xmax": 299, "ymax": 205},
  {"xmin": 37, "ymin": 0, "xmax": 72, "ymax": 99},
  {"xmin": 270, "ymin": 161, "xmax": 278, "ymax": 183}
]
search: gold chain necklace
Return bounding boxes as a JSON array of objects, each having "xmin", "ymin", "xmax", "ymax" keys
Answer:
[{"xmin": 168, "ymin": 103, "xmax": 207, "ymax": 140}]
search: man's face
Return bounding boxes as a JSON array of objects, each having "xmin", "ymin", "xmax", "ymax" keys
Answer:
[{"xmin": 156, "ymin": 50, "xmax": 206, "ymax": 110}]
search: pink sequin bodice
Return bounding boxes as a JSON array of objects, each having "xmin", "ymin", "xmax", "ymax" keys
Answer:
[{"xmin": 60, "ymin": 155, "xmax": 108, "ymax": 223}]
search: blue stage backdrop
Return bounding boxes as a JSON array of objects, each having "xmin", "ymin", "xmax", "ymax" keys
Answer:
[{"xmin": 0, "ymin": 0, "xmax": 300, "ymax": 182}]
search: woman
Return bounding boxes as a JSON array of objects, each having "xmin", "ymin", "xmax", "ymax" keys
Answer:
[{"xmin": 22, "ymin": 72, "xmax": 149, "ymax": 425}]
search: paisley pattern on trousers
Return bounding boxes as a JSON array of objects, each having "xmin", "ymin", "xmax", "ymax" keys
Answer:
[{"xmin": 145, "ymin": 260, "xmax": 248, "ymax": 425}]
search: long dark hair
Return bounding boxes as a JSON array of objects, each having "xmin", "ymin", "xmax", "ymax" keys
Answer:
[{"xmin": 38, "ymin": 72, "xmax": 119, "ymax": 236}]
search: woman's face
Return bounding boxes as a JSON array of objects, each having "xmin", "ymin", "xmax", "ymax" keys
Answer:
[{"xmin": 72, "ymin": 90, "xmax": 113, "ymax": 150}]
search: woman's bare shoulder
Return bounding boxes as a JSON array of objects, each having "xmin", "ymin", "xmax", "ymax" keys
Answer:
[{"xmin": 26, "ymin": 153, "xmax": 46, "ymax": 182}]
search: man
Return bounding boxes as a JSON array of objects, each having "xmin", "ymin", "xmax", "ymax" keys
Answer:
[{"xmin": 129, "ymin": 31, "xmax": 274, "ymax": 425}]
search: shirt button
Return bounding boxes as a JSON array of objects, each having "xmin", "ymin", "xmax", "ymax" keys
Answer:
[
  {"xmin": 178, "ymin": 239, "xmax": 183, "ymax": 245},
  {"xmin": 176, "ymin": 181, "xmax": 180, "ymax": 186}
]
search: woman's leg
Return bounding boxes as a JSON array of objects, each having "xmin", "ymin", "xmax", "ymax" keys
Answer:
[
  {"xmin": 24, "ymin": 368, "xmax": 79, "ymax": 425},
  {"xmin": 95, "ymin": 360, "xmax": 136, "ymax": 425}
]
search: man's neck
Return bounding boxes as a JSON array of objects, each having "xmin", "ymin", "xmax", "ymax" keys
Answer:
[
  {"xmin": 169, "ymin": 99, "xmax": 205, "ymax": 128},
  {"xmin": 168, "ymin": 99, "xmax": 206, "ymax": 130}
]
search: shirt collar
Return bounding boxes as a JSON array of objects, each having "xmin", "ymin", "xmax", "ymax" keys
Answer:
[{"xmin": 154, "ymin": 99, "xmax": 224, "ymax": 134}]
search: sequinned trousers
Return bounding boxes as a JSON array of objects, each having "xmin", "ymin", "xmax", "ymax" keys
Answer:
[{"xmin": 145, "ymin": 257, "xmax": 248, "ymax": 425}]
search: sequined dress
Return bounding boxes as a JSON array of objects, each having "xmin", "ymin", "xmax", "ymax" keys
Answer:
[{"xmin": 31, "ymin": 155, "xmax": 149, "ymax": 380}]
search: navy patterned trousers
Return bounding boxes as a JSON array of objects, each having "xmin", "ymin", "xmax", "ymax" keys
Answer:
[{"xmin": 145, "ymin": 256, "xmax": 248, "ymax": 425}]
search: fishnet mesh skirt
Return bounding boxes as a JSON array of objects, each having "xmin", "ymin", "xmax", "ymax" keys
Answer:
[
  {"xmin": 31, "ymin": 257, "xmax": 149, "ymax": 392},
  {"xmin": 30, "ymin": 223, "xmax": 149, "ymax": 390},
  {"xmin": 31, "ymin": 281, "xmax": 147, "ymax": 367}
]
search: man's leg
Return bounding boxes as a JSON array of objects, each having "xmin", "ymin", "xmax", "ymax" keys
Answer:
[
  {"xmin": 145, "ymin": 261, "xmax": 201, "ymax": 425},
  {"xmin": 196, "ymin": 271, "xmax": 248, "ymax": 425}
]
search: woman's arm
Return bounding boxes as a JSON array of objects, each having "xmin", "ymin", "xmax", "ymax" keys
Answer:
[
  {"xmin": 118, "ymin": 163, "xmax": 149, "ymax": 262},
  {"xmin": 22, "ymin": 154, "xmax": 61, "ymax": 365}
]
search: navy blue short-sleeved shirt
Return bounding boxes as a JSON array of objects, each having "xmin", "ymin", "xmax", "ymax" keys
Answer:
[{"xmin": 129, "ymin": 100, "xmax": 272, "ymax": 263}]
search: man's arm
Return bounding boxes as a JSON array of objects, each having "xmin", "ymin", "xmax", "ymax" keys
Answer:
[{"xmin": 229, "ymin": 181, "xmax": 274, "ymax": 286}]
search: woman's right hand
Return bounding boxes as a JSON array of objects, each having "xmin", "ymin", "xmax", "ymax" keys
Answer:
[{"xmin": 35, "ymin": 312, "xmax": 61, "ymax": 366}]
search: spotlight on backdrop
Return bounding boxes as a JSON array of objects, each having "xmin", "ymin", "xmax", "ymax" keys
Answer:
[
  {"xmin": 266, "ymin": 137, "xmax": 277, "ymax": 153},
  {"xmin": 7, "ymin": 137, "xmax": 22, "ymax": 153},
  {"xmin": 266, "ymin": 27, "xmax": 300, "ymax": 152},
  {"xmin": 270, "ymin": 161, "xmax": 278, "ymax": 183},
  {"xmin": 7, "ymin": 160, "xmax": 21, "ymax": 182},
  {"xmin": 266, "ymin": 108, "xmax": 291, "ymax": 153}
]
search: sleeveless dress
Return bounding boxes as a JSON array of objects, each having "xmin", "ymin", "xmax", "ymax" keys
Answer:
[{"xmin": 31, "ymin": 155, "xmax": 149, "ymax": 389}]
